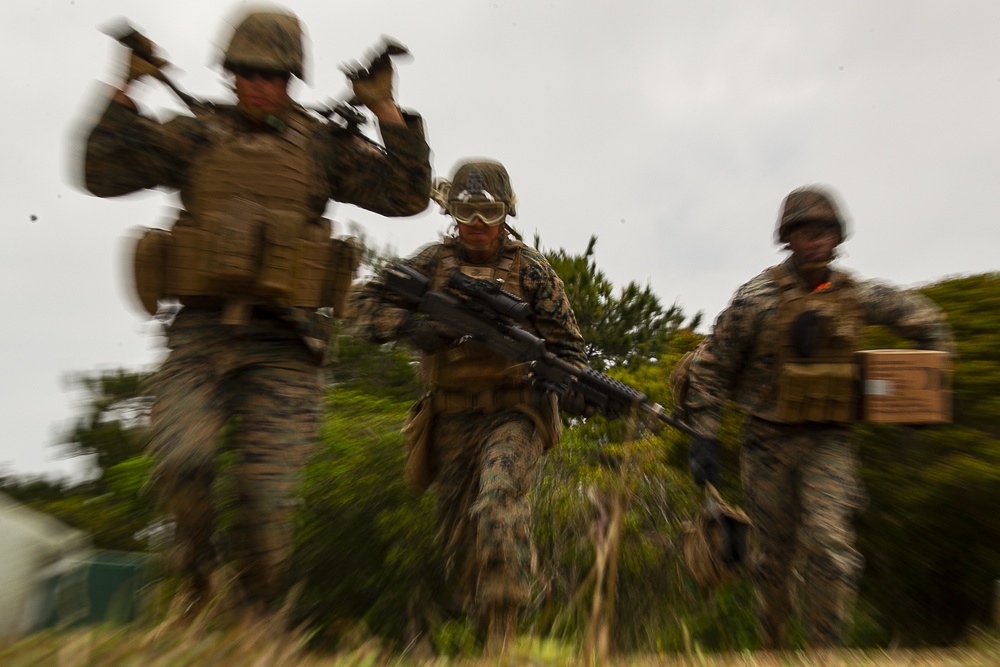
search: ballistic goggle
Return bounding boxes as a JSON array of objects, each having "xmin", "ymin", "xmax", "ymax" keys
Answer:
[{"xmin": 449, "ymin": 201, "xmax": 507, "ymax": 226}]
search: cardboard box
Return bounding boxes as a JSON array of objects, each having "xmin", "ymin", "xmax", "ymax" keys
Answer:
[{"xmin": 857, "ymin": 350, "xmax": 952, "ymax": 423}]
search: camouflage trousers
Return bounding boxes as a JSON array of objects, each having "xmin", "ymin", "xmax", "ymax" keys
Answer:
[
  {"xmin": 740, "ymin": 417, "xmax": 868, "ymax": 648},
  {"xmin": 147, "ymin": 310, "xmax": 321, "ymax": 605},
  {"xmin": 432, "ymin": 409, "xmax": 544, "ymax": 618}
]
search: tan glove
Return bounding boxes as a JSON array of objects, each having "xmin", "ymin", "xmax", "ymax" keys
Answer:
[
  {"xmin": 399, "ymin": 314, "xmax": 455, "ymax": 353},
  {"xmin": 341, "ymin": 38, "xmax": 410, "ymax": 108},
  {"xmin": 111, "ymin": 25, "xmax": 168, "ymax": 83}
]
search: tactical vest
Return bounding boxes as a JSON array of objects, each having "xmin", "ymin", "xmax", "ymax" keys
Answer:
[
  {"xmin": 767, "ymin": 264, "xmax": 862, "ymax": 423},
  {"xmin": 421, "ymin": 238, "xmax": 530, "ymax": 392},
  {"xmin": 131, "ymin": 110, "xmax": 358, "ymax": 317}
]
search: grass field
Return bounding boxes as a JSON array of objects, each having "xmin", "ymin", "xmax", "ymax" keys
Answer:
[{"xmin": 3, "ymin": 612, "xmax": 998, "ymax": 667}]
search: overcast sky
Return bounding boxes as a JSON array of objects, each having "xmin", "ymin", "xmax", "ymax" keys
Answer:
[{"xmin": 3, "ymin": 0, "xmax": 999, "ymax": 479}]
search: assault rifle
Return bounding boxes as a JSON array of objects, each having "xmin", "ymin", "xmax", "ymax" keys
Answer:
[{"xmin": 383, "ymin": 263, "xmax": 701, "ymax": 438}]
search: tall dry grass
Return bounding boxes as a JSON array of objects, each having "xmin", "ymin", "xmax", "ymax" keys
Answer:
[{"xmin": 2, "ymin": 603, "xmax": 998, "ymax": 667}]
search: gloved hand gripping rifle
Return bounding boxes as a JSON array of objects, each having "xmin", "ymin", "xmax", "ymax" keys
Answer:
[
  {"xmin": 383, "ymin": 263, "xmax": 702, "ymax": 437},
  {"xmin": 102, "ymin": 20, "xmax": 208, "ymax": 111}
]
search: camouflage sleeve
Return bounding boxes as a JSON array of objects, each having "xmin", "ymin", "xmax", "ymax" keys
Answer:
[
  {"xmin": 518, "ymin": 247, "xmax": 588, "ymax": 367},
  {"xmin": 686, "ymin": 274, "xmax": 768, "ymax": 436},
  {"xmin": 347, "ymin": 243, "xmax": 441, "ymax": 343},
  {"xmin": 82, "ymin": 98, "xmax": 202, "ymax": 197},
  {"xmin": 323, "ymin": 111, "xmax": 431, "ymax": 217},
  {"xmin": 856, "ymin": 279, "xmax": 956, "ymax": 356}
]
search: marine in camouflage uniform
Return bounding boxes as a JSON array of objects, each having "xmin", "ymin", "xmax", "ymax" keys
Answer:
[
  {"xmin": 350, "ymin": 160, "xmax": 586, "ymax": 653},
  {"xmin": 81, "ymin": 8, "xmax": 431, "ymax": 608},
  {"xmin": 684, "ymin": 186, "xmax": 954, "ymax": 648}
]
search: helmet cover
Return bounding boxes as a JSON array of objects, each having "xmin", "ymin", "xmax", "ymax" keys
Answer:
[
  {"xmin": 221, "ymin": 9, "xmax": 306, "ymax": 81},
  {"xmin": 775, "ymin": 185, "xmax": 848, "ymax": 245}
]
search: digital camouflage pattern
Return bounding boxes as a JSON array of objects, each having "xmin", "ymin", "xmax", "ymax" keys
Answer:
[
  {"xmin": 687, "ymin": 257, "xmax": 955, "ymax": 436},
  {"xmin": 222, "ymin": 9, "xmax": 306, "ymax": 80},
  {"xmin": 739, "ymin": 419, "xmax": 866, "ymax": 647},
  {"xmin": 686, "ymin": 256, "xmax": 954, "ymax": 647},
  {"xmin": 82, "ymin": 71, "xmax": 430, "ymax": 606},
  {"xmin": 85, "ymin": 101, "xmax": 430, "ymax": 217},
  {"xmin": 350, "ymin": 234, "xmax": 585, "ymax": 629},
  {"xmin": 434, "ymin": 412, "xmax": 543, "ymax": 611},
  {"xmin": 147, "ymin": 312, "xmax": 321, "ymax": 603}
]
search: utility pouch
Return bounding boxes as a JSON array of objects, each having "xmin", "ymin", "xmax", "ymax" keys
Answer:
[
  {"xmin": 166, "ymin": 225, "xmax": 213, "ymax": 296},
  {"xmin": 131, "ymin": 227, "xmax": 170, "ymax": 315},
  {"xmin": 208, "ymin": 196, "xmax": 266, "ymax": 291},
  {"xmin": 424, "ymin": 342, "xmax": 528, "ymax": 390},
  {"xmin": 775, "ymin": 362, "xmax": 857, "ymax": 422},
  {"xmin": 284, "ymin": 216, "xmax": 333, "ymax": 308},
  {"xmin": 327, "ymin": 237, "xmax": 360, "ymax": 315},
  {"xmin": 402, "ymin": 395, "xmax": 435, "ymax": 494},
  {"xmin": 256, "ymin": 209, "xmax": 301, "ymax": 302},
  {"xmin": 534, "ymin": 390, "xmax": 563, "ymax": 451}
]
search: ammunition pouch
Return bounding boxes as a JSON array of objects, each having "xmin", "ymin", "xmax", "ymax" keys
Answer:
[
  {"xmin": 132, "ymin": 227, "xmax": 170, "ymax": 315},
  {"xmin": 422, "ymin": 239, "xmax": 529, "ymax": 389},
  {"xmin": 422, "ymin": 342, "xmax": 531, "ymax": 391},
  {"xmin": 430, "ymin": 386, "xmax": 561, "ymax": 450},
  {"xmin": 129, "ymin": 213, "xmax": 359, "ymax": 315},
  {"xmin": 774, "ymin": 362, "xmax": 857, "ymax": 422},
  {"xmin": 130, "ymin": 109, "xmax": 361, "ymax": 317},
  {"xmin": 430, "ymin": 386, "xmax": 536, "ymax": 414}
]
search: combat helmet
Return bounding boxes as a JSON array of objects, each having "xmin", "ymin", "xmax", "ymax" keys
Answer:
[
  {"xmin": 775, "ymin": 185, "xmax": 849, "ymax": 245},
  {"xmin": 221, "ymin": 8, "xmax": 306, "ymax": 81},
  {"xmin": 432, "ymin": 159, "xmax": 518, "ymax": 217}
]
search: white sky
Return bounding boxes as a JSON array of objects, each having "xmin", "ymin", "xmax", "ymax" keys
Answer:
[{"xmin": 3, "ymin": 0, "xmax": 999, "ymax": 479}]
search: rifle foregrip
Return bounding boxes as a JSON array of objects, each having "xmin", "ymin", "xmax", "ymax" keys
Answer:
[{"xmin": 579, "ymin": 368, "xmax": 647, "ymax": 404}]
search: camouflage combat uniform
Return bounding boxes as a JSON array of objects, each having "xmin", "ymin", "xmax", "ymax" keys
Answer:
[
  {"xmin": 686, "ymin": 257, "xmax": 953, "ymax": 647},
  {"xmin": 82, "ymin": 93, "xmax": 430, "ymax": 603},
  {"xmin": 350, "ymin": 235, "xmax": 586, "ymax": 623}
]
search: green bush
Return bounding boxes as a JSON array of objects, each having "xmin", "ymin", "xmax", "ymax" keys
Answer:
[
  {"xmin": 854, "ymin": 274, "xmax": 1000, "ymax": 645},
  {"xmin": 292, "ymin": 386, "xmax": 443, "ymax": 643}
]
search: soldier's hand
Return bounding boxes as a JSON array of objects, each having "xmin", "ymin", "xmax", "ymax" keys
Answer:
[
  {"xmin": 688, "ymin": 436, "xmax": 721, "ymax": 488},
  {"xmin": 103, "ymin": 22, "xmax": 168, "ymax": 84},
  {"xmin": 400, "ymin": 316, "xmax": 454, "ymax": 354},
  {"xmin": 341, "ymin": 37, "xmax": 410, "ymax": 108},
  {"xmin": 559, "ymin": 384, "xmax": 597, "ymax": 418},
  {"xmin": 126, "ymin": 52, "xmax": 164, "ymax": 83}
]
